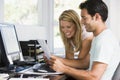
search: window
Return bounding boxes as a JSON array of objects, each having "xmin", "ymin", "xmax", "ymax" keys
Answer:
[{"xmin": 4, "ymin": 0, "xmax": 38, "ymax": 25}]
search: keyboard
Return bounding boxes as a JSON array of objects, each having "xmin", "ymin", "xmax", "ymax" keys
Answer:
[
  {"xmin": 33, "ymin": 63, "xmax": 55, "ymax": 73},
  {"xmin": 13, "ymin": 61, "xmax": 37, "ymax": 66}
]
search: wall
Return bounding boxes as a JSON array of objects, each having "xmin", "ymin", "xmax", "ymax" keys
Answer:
[
  {"xmin": 15, "ymin": 25, "xmax": 47, "ymax": 41},
  {"xmin": 109, "ymin": 0, "xmax": 120, "ymax": 41},
  {"xmin": 104, "ymin": 0, "xmax": 120, "ymax": 41}
]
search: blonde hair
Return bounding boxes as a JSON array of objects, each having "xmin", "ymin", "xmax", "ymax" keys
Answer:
[{"xmin": 59, "ymin": 9, "xmax": 82, "ymax": 53}]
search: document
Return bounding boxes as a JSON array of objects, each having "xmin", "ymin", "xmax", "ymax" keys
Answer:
[{"xmin": 37, "ymin": 39, "xmax": 51, "ymax": 60}]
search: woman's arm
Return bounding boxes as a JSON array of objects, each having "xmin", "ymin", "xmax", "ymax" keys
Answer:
[
  {"xmin": 59, "ymin": 53, "xmax": 90, "ymax": 69},
  {"xmin": 59, "ymin": 35, "xmax": 93, "ymax": 69}
]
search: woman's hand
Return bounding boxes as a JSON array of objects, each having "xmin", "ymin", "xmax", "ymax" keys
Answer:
[{"xmin": 49, "ymin": 55, "xmax": 66, "ymax": 73}]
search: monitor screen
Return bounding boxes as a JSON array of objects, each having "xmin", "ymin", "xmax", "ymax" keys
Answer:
[{"xmin": 0, "ymin": 23, "xmax": 23, "ymax": 65}]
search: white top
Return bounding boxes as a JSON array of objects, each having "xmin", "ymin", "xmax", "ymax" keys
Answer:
[
  {"xmin": 71, "ymin": 26, "xmax": 92, "ymax": 58},
  {"xmin": 89, "ymin": 29, "xmax": 120, "ymax": 80}
]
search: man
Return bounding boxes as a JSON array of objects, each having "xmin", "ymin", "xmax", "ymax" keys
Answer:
[{"xmin": 50, "ymin": 0, "xmax": 120, "ymax": 80}]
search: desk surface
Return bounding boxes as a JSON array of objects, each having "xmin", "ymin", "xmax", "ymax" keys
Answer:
[
  {"xmin": 8, "ymin": 73, "xmax": 67, "ymax": 80},
  {"xmin": 0, "ymin": 64, "xmax": 76, "ymax": 80},
  {"xmin": 46, "ymin": 75, "xmax": 67, "ymax": 80},
  {"xmin": 0, "ymin": 73, "xmax": 76, "ymax": 80}
]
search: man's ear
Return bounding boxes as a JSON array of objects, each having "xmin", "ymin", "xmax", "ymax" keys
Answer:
[{"xmin": 94, "ymin": 13, "xmax": 101, "ymax": 21}]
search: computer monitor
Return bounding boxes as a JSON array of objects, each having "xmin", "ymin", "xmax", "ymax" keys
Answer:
[{"xmin": 0, "ymin": 23, "xmax": 24, "ymax": 67}]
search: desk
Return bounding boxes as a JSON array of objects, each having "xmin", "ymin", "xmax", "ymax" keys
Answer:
[
  {"xmin": 0, "ymin": 72, "xmax": 76, "ymax": 80},
  {"xmin": 45, "ymin": 75, "xmax": 67, "ymax": 80},
  {"xmin": 0, "ymin": 67, "xmax": 67, "ymax": 80},
  {"xmin": 8, "ymin": 73, "xmax": 67, "ymax": 80}
]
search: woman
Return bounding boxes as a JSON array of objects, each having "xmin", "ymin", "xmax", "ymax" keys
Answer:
[{"xmin": 50, "ymin": 9, "xmax": 93, "ymax": 69}]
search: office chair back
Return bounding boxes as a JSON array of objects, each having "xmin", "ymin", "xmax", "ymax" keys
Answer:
[{"xmin": 112, "ymin": 62, "xmax": 120, "ymax": 80}]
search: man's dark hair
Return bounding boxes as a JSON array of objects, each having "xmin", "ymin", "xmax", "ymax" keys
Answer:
[{"xmin": 79, "ymin": 0, "xmax": 108, "ymax": 22}]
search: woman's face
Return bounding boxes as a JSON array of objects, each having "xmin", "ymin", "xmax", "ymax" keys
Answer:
[{"xmin": 60, "ymin": 20, "xmax": 76, "ymax": 39}]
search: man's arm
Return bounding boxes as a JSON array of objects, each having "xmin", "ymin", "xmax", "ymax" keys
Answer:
[
  {"xmin": 63, "ymin": 62, "xmax": 108, "ymax": 80},
  {"xmin": 50, "ymin": 55, "xmax": 107, "ymax": 80}
]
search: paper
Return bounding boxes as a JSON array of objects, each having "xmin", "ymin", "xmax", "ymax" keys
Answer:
[
  {"xmin": 37, "ymin": 39, "xmax": 51, "ymax": 60},
  {"xmin": 0, "ymin": 73, "xmax": 9, "ymax": 80}
]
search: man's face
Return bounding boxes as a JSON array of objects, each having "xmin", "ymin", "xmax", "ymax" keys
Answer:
[{"xmin": 81, "ymin": 9, "xmax": 96, "ymax": 32}]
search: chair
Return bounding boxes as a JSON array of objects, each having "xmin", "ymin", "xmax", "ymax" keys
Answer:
[{"xmin": 112, "ymin": 62, "xmax": 120, "ymax": 80}]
